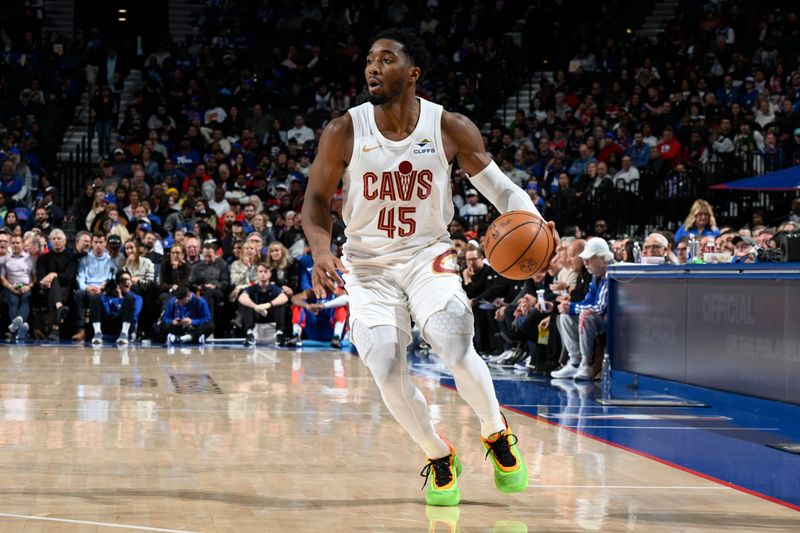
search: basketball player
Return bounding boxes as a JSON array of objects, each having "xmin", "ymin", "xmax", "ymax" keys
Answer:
[{"xmin": 302, "ymin": 29, "xmax": 556, "ymax": 506}]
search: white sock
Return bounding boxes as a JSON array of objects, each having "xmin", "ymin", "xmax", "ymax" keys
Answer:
[
  {"xmin": 121, "ymin": 322, "xmax": 130, "ymax": 335},
  {"xmin": 292, "ymin": 324, "xmax": 302, "ymax": 337},
  {"xmin": 93, "ymin": 322, "xmax": 102, "ymax": 336},
  {"xmin": 180, "ymin": 334, "xmax": 192, "ymax": 343},
  {"xmin": 414, "ymin": 431, "xmax": 452, "ymax": 460},
  {"xmin": 333, "ymin": 321, "xmax": 345, "ymax": 338},
  {"xmin": 247, "ymin": 328, "xmax": 254, "ymax": 335}
]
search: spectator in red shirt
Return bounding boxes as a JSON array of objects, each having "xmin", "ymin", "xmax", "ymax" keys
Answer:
[{"xmin": 657, "ymin": 127, "xmax": 682, "ymax": 166}]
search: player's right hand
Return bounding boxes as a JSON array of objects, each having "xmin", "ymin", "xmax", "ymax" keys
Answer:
[{"xmin": 311, "ymin": 252, "xmax": 349, "ymax": 299}]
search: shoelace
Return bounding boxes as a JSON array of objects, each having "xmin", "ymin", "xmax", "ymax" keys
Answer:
[
  {"xmin": 419, "ymin": 455, "xmax": 453, "ymax": 490},
  {"xmin": 484, "ymin": 430, "xmax": 519, "ymax": 468}
]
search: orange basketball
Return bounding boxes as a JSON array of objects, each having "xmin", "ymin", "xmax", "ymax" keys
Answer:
[{"xmin": 483, "ymin": 211, "xmax": 558, "ymax": 280}]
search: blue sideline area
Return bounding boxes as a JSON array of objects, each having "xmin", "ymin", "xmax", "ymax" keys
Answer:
[{"xmin": 407, "ymin": 352, "xmax": 800, "ymax": 511}]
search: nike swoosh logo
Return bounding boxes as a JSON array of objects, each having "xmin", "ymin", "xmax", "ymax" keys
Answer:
[{"xmin": 362, "ymin": 145, "xmax": 380, "ymax": 152}]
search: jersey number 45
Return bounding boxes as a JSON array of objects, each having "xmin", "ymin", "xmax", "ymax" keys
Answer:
[{"xmin": 377, "ymin": 207, "xmax": 417, "ymax": 238}]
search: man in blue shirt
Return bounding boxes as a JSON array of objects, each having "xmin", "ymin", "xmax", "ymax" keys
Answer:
[
  {"xmin": 552, "ymin": 237, "xmax": 612, "ymax": 381},
  {"xmin": 73, "ymin": 233, "xmax": 116, "ymax": 342},
  {"xmin": 162, "ymin": 286, "xmax": 212, "ymax": 345},
  {"xmin": 625, "ymin": 132, "xmax": 651, "ymax": 168},
  {"xmin": 90, "ymin": 271, "xmax": 142, "ymax": 345}
]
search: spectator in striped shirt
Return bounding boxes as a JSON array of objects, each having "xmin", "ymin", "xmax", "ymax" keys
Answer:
[{"xmin": 551, "ymin": 237, "xmax": 612, "ymax": 381}]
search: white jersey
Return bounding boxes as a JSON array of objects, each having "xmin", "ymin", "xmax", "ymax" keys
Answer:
[{"xmin": 342, "ymin": 98, "xmax": 453, "ymax": 262}]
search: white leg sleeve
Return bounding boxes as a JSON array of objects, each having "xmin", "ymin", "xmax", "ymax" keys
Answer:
[
  {"xmin": 423, "ymin": 297, "xmax": 505, "ymax": 438},
  {"xmin": 351, "ymin": 321, "xmax": 450, "ymax": 459}
]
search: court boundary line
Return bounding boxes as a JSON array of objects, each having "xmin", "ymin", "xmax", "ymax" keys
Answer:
[
  {"xmin": 0, "ymin": 511, "xmax": 203, "ymax": 532},
  {"xmin": 439, "ymin": 383, "xmax": 800, "ymax": 513}
]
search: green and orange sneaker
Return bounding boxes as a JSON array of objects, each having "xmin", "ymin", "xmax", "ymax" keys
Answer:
[
  {"xmin": 482, "ymin": 414, "xmax": 528, "ymax": 493},
  {"xmin": 420, "ymin": 447, "xmax": 462, "ymax": 506}
]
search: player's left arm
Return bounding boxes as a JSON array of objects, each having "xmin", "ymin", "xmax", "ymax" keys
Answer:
[{"xmin": 441, "ymin": 111, "xmax": 541, "ymax": 217}]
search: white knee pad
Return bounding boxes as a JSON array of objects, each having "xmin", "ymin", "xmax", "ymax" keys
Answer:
[
  {"xmin": 351, "ymin": 321, "xmax": 409, "ymax": 383},
  {"xmin": 424, "ymin": 297, "xmax": 474, "ymax": 336},
  {"xmin": 423, "ymin": 297, "xmax": 474, "ymax": 366},
  {"xmin": 350, "ymin": 320, "xmax": 378, "ymax": 355}
]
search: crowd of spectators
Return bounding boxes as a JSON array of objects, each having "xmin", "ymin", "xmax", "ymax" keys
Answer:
[{"xmin": 1, "ymin": 1, "xmax": 800, "ymax": 362}]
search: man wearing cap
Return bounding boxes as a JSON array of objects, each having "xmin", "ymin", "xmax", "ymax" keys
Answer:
[
  {"xmin": 73, "ymin": 233, "xmax": 116, "ymax": 341},
  {"xmin": 732, "ymin": 235, "xmax": 759, "ymax": 263},
  {"xmin": 459, "ymin": 189, "xmax": 488, "ymax": 218},
  {"xmin": 39, "ymin": 186, "xmax": 65, "ymax": 227},
  {"xmin": 551, "ymin": 237, "xmax": 612, "ymax": 380},
  {"xmin": 107, "ymin": 234, "xmax": 125, "ymax": 269}
]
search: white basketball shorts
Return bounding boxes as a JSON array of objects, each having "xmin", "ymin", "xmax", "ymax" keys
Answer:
[{"xmin": 342, "ymin": 242, "xmax": 471, "ymax": 340}]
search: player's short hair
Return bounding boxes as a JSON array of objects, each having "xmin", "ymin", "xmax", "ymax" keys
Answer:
[{"xmin": 371, "ymin": 28, "xmax": 430, "ymax": 77}]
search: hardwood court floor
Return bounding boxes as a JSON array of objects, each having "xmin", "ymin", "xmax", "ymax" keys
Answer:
[{"xmin": 0, "ymin": 343, "xmax": 797, "ymax": 532}]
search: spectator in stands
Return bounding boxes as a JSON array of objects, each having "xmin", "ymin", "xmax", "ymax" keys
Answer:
[
  {"xmin": 37, "ymin": 229, "xmax": 75, "ymax": 340},
  {"xmin": 459, "ymin": 188, "xmax": 488, "ymax": 220},
  {"xmin": 568, "ymin": 144, "xmax": 597, "ymax": 180},
  {"xmin": 189, "ymin": 242, "xmax": 231, "ymax": 321},
  {"xmin": 289, "ymin": 288, "xmax": 349, "ymax": 349},
  {"xmin": 626, "ymin": 132, "xmax": 651, "ymax": 168},
  {"xmin": 238, "ymin": 263, "xmax": 290, "ymax": 347},
  {"xmin": 674, "ymin": 200, "xmax": 721, "ymax": 242},
  {"xmin": 184, "ymin": 236, "xmax": 201, "ymax": 267},
  {"xmin": 732, "ymin": 235, "xmax": 759, "ymax": 264},
  {"xmin": 286, "ymin": 114, "xmax": 315, "ymax": 146},
  {"xmin": 463, "ymin": 245, "xmax": 509, "ymax": 354},
  {"xmin": 657, "ymin": 127, "xmax": 682, "ymax": 166},
  {"xmin": 642, "ymin": 232, "xmax": 677, "ymax": 264},
  {"xmin": 90, "ymin": 86, "xmax": 116, "ymax": 159},
  {"xmin": 614, "ymin": 155, "xmax": 640, "ymax": 187},
  {"xmin": 675, "ymin": 238, "xmax": 690, "ymax": 264},
  {"xmin": 230, "ymin": 240, "xmax": 259, "ymax": 302},
  {"xmin": 786, "ymin": 197, "xmax": 800, "ymax": 226},
  {"xmin": 107, "ymin": 234, "xmax": 124, "ymax": 270},
  {"xmin": 162, "ymin": 286, "xmax": 212, "ymax": 345},
  {"xmin": 164, "ymin": 200, "xmax": 196, "ymax": 234},
  {"xmin": 551, "ymin": 237, "xmax": 612, "ymax": 380},
  {"xmin": 500, "ymin": 155, "xmax": 528, "ymax": 188},
  {"xmin": 88, "ymin": 270, "xmax": 141, "ymax": 345},
  {"xmin": 266, "ymin": 241, "xmax": 298, "ymax": 296},
  {"xmin": 2, "ymin": 234, "xmax": 36, "ymax": 341},
  {"xmin": 159, "ymin": 243, "xmax": 191, "ymax": 311},
  {"xmin": 122, "ymin": 239, "xmax": 155, "ymax": 290},
  {"xmin": 73, "ymin": 233, "xmax": 115, "ymax": 342}
]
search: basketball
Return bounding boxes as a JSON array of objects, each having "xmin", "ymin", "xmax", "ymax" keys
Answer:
[{"xmin": 483, "ymin": 211, "xmax": 557, "ymax": 280}]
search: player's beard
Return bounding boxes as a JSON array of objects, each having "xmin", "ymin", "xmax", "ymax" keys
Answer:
[
  {"xmin": 367, "ymin": 78, "xmax": 405, "ymax": 105},
  {"xmin": 368, "ymin": 93, "xmax": 389, "ymax": 105}
]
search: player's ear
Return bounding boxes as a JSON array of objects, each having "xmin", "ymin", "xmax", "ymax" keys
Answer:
[{"xmin": 409, "ymin": 65, "xmax": 421, "ymax": 83}]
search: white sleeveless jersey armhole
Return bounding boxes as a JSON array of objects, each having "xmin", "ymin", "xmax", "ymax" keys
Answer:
[{"xmin": 343, "ymin": 98, "xmax": 453, "ymax": 262}]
